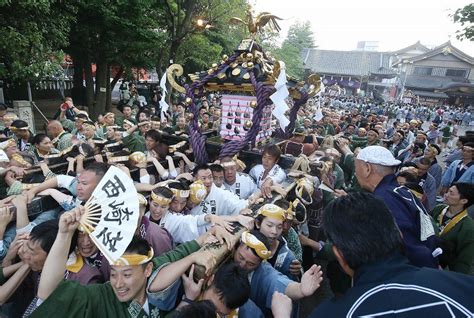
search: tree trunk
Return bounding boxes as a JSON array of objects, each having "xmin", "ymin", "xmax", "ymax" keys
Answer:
[
  {"xmin": 94, "ymin": 57, "xmax": 108, "ymax": 119},
  {"xmin": 71, "ymin": 54, "xmax": 85, "ymax": 105},
  {"xmin": 107, "ymin": 65, "xmax": 124, "ymax": 111},
  {"xmin": 168, "ymin": 40, "xmax": 181, "ymax": 68},
  {"xmin": 105, "ymin": 65, "xmax": 112, "ymax": 112},
  {"xmin": 84, "ymin": 57, "xmax": 94, "ymax": 112}
]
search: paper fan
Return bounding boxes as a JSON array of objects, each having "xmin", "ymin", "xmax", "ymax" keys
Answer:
[{"xmin": 80, "ymin": 166, "xmax": 140, "ymax": 264}]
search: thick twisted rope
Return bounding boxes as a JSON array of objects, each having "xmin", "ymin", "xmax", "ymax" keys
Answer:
[
  {"xmin": 274, "ymin": 90, "xmax": 309, "ymax": 139},
  {"xmin": 185, "ymin": 53, "xmax": 239, "ymax": 164},
  {"xmin": 291, "ymin": 154, "xmax": 311, "ymax": 174}
]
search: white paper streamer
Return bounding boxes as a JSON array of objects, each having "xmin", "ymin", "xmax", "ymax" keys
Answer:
[
  {"xmin": 270, "ymin": 62, "xmax": 290, "ymax": 130},
  {"xmin": 314, "ymin": 99, "xmax": 323, "ymax": 122},
  {"xmin": 159, "ymin": 72, "xmax": 169, "ymax": 120}
]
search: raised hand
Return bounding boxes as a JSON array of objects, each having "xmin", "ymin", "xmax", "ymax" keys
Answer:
[
  {"xmin": 58, "ymin": 207, "xmax": 85, "ymax": 234},
  {"xmin": 181, "ymin": 264, "xmax": 204, "ymax": 301},
  {"xmin": 300, "ymin": 264, "xmax": 323, "ymax": 297},
  {"xmin": 261, "ymin": 178, "xmax": 273, "ymax": 198},
  {"xmin": 192, "ymin": 250, "xmax": 217, "ymax": 276},
  {"xmin": 2, "ymin": 232, "xmax": 29, "ymax": 267},
  {"xmin": 209, "ymin": 215, "xmax": 234, "ymax": 233},
  {"xmin": 0, "ymin": 208, "xmax": 14, "ymax": 229},
  {"xmin": 237, "ymin": 215, "xmax": 255, "ymax": 230},
  {"xmin": 271, "ymin": 291, "xmax": 293, "ymax": 318},
  {"xmin": 209, "ymin": 225, "xmax": 237, "ymax": 250},
  {"xmin": 11, "ymin": 194, "xmax": 27, "ymax": 208},
  {"xmin": 289, "ymin": 260, "xmax": 302, "ymax": 277}
]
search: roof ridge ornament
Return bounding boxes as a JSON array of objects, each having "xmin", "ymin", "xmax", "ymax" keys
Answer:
[{"xmin": 229, "ymin": 4, "xmax": 283, "ymax": 39}]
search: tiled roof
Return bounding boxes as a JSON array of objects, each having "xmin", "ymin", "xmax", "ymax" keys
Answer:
[
  {"xmin": 404, "ymin": 41, "xmax": 474, "ymax": 65},
  {"xmin": 303, "ymin": 49, "xmax": 393, "ymax": 77},
  {"xmin": 391, "ymin": 41, "xmax": 430, "ymax": 55},
  {"xmin": 411, "ymin": 90, "xmax": 448, "ymax": 98},
  {"xmin": 405, "ymin": 75, "xmax": 470, "ymax": 90},
  {"xmin": 370, "ymin": 66, "xmax": 397, "ymax": 76},
  {"xmin": 436, "ymin": 82, "xmax": 474, "ymax": 94}
]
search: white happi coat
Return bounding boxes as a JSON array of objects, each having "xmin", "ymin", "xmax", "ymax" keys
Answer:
[
  {"xmin": 190, "ymin": 184, "xmax": 247, "ymax": 216},
  {"xmin": 223, "ymin": 172, "xmax": 258, "ymax": 200},
  {"xmin": 145, "ymin": 211, "xmax": 208, "ymax": 244},
  {"xmin": 249, "ymin": 164, "xmax": 287, "ymax": 188}
]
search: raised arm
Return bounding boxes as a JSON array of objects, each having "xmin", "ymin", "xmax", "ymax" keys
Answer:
[
  {"xmin": 0, "ymin": 262, "xmax": 31, "ymax": 305},
  {"xmin": 37, "ymin": 207, "xmax": 83, "ymax": 301},
  {"xmin": 11, "ymin": 194, "xmax": 29, "ymax": 230},
  {"xmin": 149, "ymin": 248, "xmax": 215, "ymax": 293},
  {"xmin": 0, "ymin": 208, "xmax": 13, "ymax": 241},
  {"xmin": 148, "ymin": 232, "xmax": 216, "ymax": 293},
  {"xmin": 284, "ymin": 264, "xmax": 323, "ymax": 300},
  {"xmin": 25, "ymin": 177, "xmax": 59, "ymax": 203},
  {"xmin": 66, "ymin": 157, "xmax": 76, "ymax": 174},
  {"xmin": 174, "ymin": 152, "xmax": 195, "ymax": 170},
  {"xmin": 76, "ymin": 154, "xmax": 85, "ymax": 174},
  {"xmin": 151, "ymin": 157, "xmax": 169, "ymax": 179},
  {"xmin": 166, "ymin": 156, "xmax": 177, "ymax": 179}
]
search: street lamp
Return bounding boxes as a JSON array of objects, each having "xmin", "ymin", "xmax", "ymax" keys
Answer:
[
  {"xmin": 196, "ymin": 18, "xmax": 213, "ymax": 30},
  {"xmin": 196, "ymin": 19, "xmax": 205, "ymax": 27}
]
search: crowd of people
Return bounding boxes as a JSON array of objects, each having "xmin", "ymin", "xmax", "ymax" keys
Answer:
[{"xmin": 0, "ymin": 90, "xmax": 473, "ymax": 317}]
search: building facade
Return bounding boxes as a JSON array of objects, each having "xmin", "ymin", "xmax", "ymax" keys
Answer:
[{"xmin": 302, "ymin": 41, "xmax": 474, "ymax": 106}]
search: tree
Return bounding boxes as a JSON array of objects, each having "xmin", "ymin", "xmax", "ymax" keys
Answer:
[
  {"xmin": 0, "ymin": 0, "xmax": 77, "ymax": 83},
  {"xmin": 286, "ymin": 21, "xmax": 315, "ymax": 51},
  {"xmin": 156, "ymin": 0, "xmax": 246, "ymax": 75},
  {"xmin": 67, "ymin": 0, "xmax": 247, "ymax": 117},
  {"xmin": 271, "ymin": 20, "xmax": 315, "ymax": 79},
  {"xmin": 67, "ymin": 0, "xmax": 164, "ymax": 117},
  {"xmin": 273, "ymin": 42, "xmax": 305, "ymax": 79},
  {"xmin": 175, "ymin": 34, "xmax": 223, "ymax": 74},
  {"xmin": 453, "ymin": 3, "xmax": 474, "ymax": 41}
]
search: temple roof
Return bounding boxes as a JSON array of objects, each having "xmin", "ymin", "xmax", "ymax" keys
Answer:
[
  {"xmin": 405, "ymin": 75, "xmax": 470, "ymax": 90},
  {"xmin": 391, "ymin": 41, "xmax": 430, "ymax": 55},
  {"xmin": 302, "ymin": 49, "xmax": 392, "ymax": 77},
  {"xmin": 402, "ymin": 41, "xmax": 474, "ymax": 65}
]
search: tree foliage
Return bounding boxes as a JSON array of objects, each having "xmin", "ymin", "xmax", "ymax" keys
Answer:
[
  {"xmin": 0, "ymin": 0, "xmax": 316, "ymax": 114},
  {"xmin": 453, "ymin": 3, "xmax": 474, "ymax": 41},
  {"xmin": 0, "ymin": 0, "xmax": 77, "ymax": 82},
  {"xmin": 67, "ymin": 0, "xmax": 166, "ymax": 116},
  {"xmin": 271, "ymin": 20, "xmax": 315, "ymax": 79},
  {"xmin": 286, "ymin": 21, "xmax": 315, "ymax": 51},
  {"xmin": 158, "ymin": 0, "xmax": 246, "ymax": 74}
]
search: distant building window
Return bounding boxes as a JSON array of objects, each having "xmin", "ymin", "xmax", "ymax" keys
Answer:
[
  {"xmin": 445, "ymin": 69, "xmax": 467, "ymax": 78},
  {"xmin": 413, "ymin": 67, "xmax": 433, "ymax": 76}
]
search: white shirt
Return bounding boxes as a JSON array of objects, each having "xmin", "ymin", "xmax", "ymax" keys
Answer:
[
  {"xmin": 56, "ymin": 174, "xmax": 75, "ymax": 189},
  {"xmin": 249, "ymin": 164, "xmax": 287, "ymax": 188},
  {"xmin": 224, "ymin": 172, "xmax": 258, "ymax": 199},
  {"xmin": 145, "ymin": 211, "xmax": 208, "ymax": 244},
  {"xmin": 190, "ymin": 184, "xmax": 247, "ymax": 216}
]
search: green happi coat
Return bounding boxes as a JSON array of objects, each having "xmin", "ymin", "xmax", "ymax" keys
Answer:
[
  {"xmin": 30, "ymin": 282, "xmax": 161, "ymax": 318},
  {"xmin": 122, "ymin": 132, "xmax": 146, "ymax": 153},
  {"xmin": 30, "ymin": 240, "xmax": 201, "ymax": 318},
  {"xmin": 432, "ymin": 204, "xmax": 474, "ymax": 275}
]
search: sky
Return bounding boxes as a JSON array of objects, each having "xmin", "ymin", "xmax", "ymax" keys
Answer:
[{"xmin": 253, "ymin": 0, "xmax": 474, "ymax": 55}]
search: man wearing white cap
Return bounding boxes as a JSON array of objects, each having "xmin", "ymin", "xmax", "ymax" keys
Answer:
[{"xmin": 353, "ymin": 145, "xmax": 438, "ymax": 268}]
